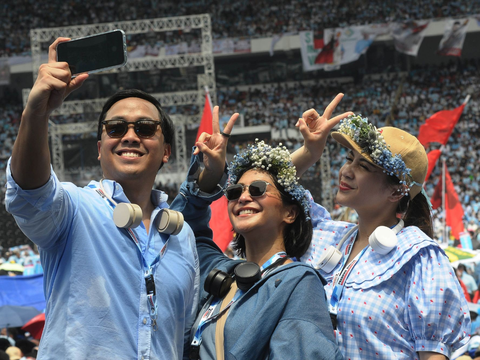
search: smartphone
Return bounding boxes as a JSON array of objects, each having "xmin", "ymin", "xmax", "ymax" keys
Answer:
[{"xmin": 56, "ymin": 29, "xmax": 127, "ymax": 76}]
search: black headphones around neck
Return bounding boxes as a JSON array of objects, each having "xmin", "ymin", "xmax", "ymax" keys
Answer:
[{"xmin": 204, "ymin": 257, "xmax": 289, "ymax": 299}]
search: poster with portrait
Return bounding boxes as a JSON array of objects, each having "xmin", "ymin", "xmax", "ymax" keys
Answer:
[
  {"xmin": 391, "ymin": 20, "xmax": 429, "ymax": 56},
  {"xmin": 437, "ymin": 19, "xmax": 469, "ymax": 57},
  {"xmin": 299, "ymin": 25, "xmax": 388, "ymax": 72}
]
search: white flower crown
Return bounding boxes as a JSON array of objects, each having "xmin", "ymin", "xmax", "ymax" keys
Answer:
[{"xmin": 227, "ymin": 140, "xmax": 310, "ymax": 219}]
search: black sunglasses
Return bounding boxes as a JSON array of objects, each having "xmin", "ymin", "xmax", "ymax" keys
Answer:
[
  {"xmin": 101, "ymin": 119, "xmax": 162, "ymax": 138},
  {"xmin": 224, "ymin": 180, "xmax": 273, "ymax": 201}
]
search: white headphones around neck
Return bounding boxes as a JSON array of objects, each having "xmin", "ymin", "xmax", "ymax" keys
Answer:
[
  {"xmin": 315, "ymin": 219, "xmax": 404, "ymax": 273},
  {"xmin": 99, "ymin": 179, "xmax": 184, "ymax": 235}
]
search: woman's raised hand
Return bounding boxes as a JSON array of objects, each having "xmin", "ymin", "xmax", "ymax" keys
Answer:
[
  {"xmin": 194, "ymin": 106, "xmax": 239, "ymax": 192},
  {"xmin": 292, "ymin": 93, "xmax": 353, "ymax": 177}
]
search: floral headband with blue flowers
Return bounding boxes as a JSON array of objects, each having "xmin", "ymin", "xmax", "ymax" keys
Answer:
[{"xmin": 227, "ymin": 140, "xmax": 310, "ymax": 220}]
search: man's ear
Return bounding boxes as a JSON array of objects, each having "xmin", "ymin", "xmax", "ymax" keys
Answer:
[
  {"xmin": 97, "ymin": 140, "xmax": 102, "ymax": 161},
  {"xmin": 162, "ymin": 143, "xmax": 172, "ymax": 163},
  {"xmin": 284, "ymin": 204, "xmax": 299, "ymax": 225}
]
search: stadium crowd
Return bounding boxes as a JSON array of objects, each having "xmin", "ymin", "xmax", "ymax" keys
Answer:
[
  {"xmin": 2, "ymin": 0, "xmax": 480, "ymax": 56},
  {"xmin": 2, "ymin": 59, "xmax": 480, "ymax": 244}
]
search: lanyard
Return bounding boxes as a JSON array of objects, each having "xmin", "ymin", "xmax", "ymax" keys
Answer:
[
  {"xmin": 329, "ymin": 244, "xmax": 367, "ymax": 316},
  {"xmin": 328, "ymin": 223, "xmax": 398, "ymax": 316},
  {"xmin": 90, "ymin": 182, "xmax": 169, "ymax": 330},
  {"xmin": 191, "ymin": 252, "xmax": 288, "ymax": 352}
]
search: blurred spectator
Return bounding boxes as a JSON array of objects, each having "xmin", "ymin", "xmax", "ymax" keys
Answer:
[
  {"xmin": 14, "ymin": 340, "xmax": 36, "ymax": 360},
  {"xmin": 5, "ymin": 346, "xmax": 21, "ymax": 360},
  {"xmin": 458, "ymin": 263, "xmax": 478, "ymax": 298},
  {"xmin": 0, "ymin": 338, "xmax": 12, "ymax": 351}
]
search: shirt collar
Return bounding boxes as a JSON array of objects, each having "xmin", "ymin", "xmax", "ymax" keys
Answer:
[{"xmin": 88, "ymin": 179, "xmax": 169, "ymax": 206}]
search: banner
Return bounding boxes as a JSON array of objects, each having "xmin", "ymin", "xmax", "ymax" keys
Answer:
[
  {"xmin": 437, "ymin": 19, "xmax": 469, "ymax": 57},
  {"xmin": 474, "ymin": 14, "xmax": 480, "ymax": 28},
  {"xmin": 213, "ymin": 38, "xmax": 251, "ymax": 55},
  {"xmin": 391, "ymin": 20, "xmax": 429, "ymax": 56},
  {"xmin": 300, "ymin": 25, "xmax": 388, "ymax": 72}
]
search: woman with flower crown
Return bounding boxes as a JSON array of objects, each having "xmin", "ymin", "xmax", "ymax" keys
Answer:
[
  {"xmin": 173, "ymin": 101, "xmax": 348, "ymax": 360},
  {"xmin": 291, "ymin": 109, "xmax": 471, "ymax": 360}
]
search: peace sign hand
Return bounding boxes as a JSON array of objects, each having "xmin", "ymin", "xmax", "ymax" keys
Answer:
[
  {"xmin": 195, "ymin": 106, "xmax": 239, "ymax": 193},
  {"xmin": 297, "ymin": 93, "xmax": 353, "ymax": 158},
  {"xmin": 292, "ymin": 93, "xmax": 353, "ymax": 177}
]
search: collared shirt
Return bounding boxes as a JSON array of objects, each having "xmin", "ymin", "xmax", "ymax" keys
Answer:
[
  {"xmin": 301, "ymin": 191, "xmax": 471, "ymax": 360},
  {"xmin": 5, "ymin": 160, "xmax": 200, "ymax": 360}
]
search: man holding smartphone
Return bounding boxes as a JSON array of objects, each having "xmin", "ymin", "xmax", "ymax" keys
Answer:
[{"xmin": 5, "ymin": 37, "xmax": 236, "ymax": 360}]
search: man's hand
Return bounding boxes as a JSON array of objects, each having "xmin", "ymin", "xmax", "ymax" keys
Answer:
[
  {"xmin": 194, "ymin": 106, "xmax": 239, "ymax": 193},
  {"xmin": 11, "ymin": 37, "xmax": 88, "ymax": 190},
  {"xmin": 23, "ymin": 37, "xmax": 88, "ymax": 120}
]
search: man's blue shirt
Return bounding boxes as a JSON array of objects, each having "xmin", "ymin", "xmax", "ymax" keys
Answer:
[{"xmin": 5, "ymin": 160, "xmax": 200, "ymax": 360}]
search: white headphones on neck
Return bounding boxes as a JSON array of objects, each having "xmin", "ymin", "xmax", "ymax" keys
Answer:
[
  {"xmin": 316, "ymin": 219, "xmax": 404, "ymax": 273},
  {"xmin": 99, "ymin": 179, "xmax": 184, "ymax": 235}
]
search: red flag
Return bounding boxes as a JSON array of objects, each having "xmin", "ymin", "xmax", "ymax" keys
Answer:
[
  {"xmin": 425, "ymin": 149, "xmax": 441, "ymax": 182},
  {"xmin": 430, "ymin": 179, "xmax": 442, "ymax": 210},
  {"xmin": 417, "ymin": 103, "xmax": 466, "ymax": 146},
  {"xmin": 315, "ymin": 34, "xmax": 335, "ymax": 64},
  {"xmin": 210, "ymin": 197, "xmax": 234, "ymax": 251},
  {"xmin": 430, "ymin": 168, "xmax": 465, "ymax": 239},
  {"xmin": 196, "ymin": 88, "xmax": 213, "ymax": 142},
  {"xmin": 196, "ymin": 88, "xmax": 234, "ymax": 251}
]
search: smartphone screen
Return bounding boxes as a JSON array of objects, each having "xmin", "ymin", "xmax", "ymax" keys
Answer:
[{"xmin": 57, "ymin": 30, "xmax": 127, "ymax": 76}]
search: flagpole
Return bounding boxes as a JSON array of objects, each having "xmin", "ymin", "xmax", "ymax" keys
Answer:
[
  {"xmin": 204, "ymin": 85, "xmax": 212, "ymax": 109},
  {"xmin": 442, "ymin": 158, "xmax": 447, "ymax": 245}
]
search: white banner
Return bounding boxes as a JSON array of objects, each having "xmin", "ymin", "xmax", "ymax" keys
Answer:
[
  {"xmin": 391, "ymin": 20, "xmax": 429, "ymax": 56},
  {"xmin": 438, "ymin": 19, "xmax": 469, "ymax": 57},
  {"xmin": 300, "ymin": 25, "xmax": 387, "ymax": 72},
  {"xmin": 213, "ymin": 38, "xmax": 251, "ymax": 54}
]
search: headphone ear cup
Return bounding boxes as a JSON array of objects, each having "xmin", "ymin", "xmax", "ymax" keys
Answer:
[
  {"xmin": 156, "ymin": 209, "xmax": 184, "ymax": 235},
  {"xmin": 204, "ymin": 268, "xmax": 233, "ymax": 299},
  {"xmin": 113, "ymin": 203, "xmax": 143, "ymax": 228},
  {"xmin": 315, "ymin": 246, "xmax": 342, "ymax": 273},
  {"xmin": 369, "ymin": 226, "xmax": 398, "ymax": 255},
  {"xmin": 234, "ymin": 262, "xmax": 261, "ymax": 292},
  {"xmin": 172, "ymin": 211, "xmax": 184, "ymax": 235}
]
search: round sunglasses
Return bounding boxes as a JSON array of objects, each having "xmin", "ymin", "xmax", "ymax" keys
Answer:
[
  {"xmin": 101, "ymin": 119, "xmax": 162, "ymax": 138},
  {"xmin": 224, "ymin": 180, "xmax": 273, "ymax": 201}
]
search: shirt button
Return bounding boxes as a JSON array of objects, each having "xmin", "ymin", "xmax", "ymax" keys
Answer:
[{"xmin": 143, "ymin": 317, "xmax": 147, "ymax": 324}]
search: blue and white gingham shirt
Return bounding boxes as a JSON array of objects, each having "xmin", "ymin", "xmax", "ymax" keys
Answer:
[{"xmin": 301, "ymin": 192, "xmax": 471, "ymax": 359}]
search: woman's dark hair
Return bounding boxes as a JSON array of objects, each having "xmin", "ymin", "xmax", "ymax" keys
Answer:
[
  {"xmin": 386, "ymin": 175, "xmax": 433, "ymax": 238},
  {"xmin": 96, "ymin": 89, "xmax": 174, "ymax": 145},
  {"xmin": 231, "ymin": 169, "xmax": 313, "ymax": 259}
]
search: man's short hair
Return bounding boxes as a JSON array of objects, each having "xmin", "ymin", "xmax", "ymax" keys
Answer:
[{"xmin": 96, "ymin": 89, "xmax": 174, "ymax": 146}]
